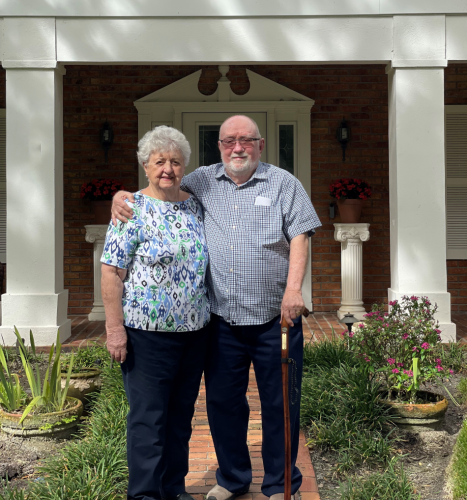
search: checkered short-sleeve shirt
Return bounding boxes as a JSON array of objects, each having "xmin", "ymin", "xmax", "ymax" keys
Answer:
[{"xmin": 181, "ymin": 162, "xmax": 321, "ymax": 325}]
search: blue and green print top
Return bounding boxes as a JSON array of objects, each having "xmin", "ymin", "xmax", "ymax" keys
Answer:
[{"xmin": 100, "ymin": 191, "xmax": 210, "ymax": 332}]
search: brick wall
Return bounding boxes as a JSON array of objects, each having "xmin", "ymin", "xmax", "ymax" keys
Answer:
[
  {"xmin": 445, "ymin": 64, "xmax": 467, "ymax": 313},
  {"xmin": 62, "ymin": 64, "xmax": 390, "ymax": 314}
]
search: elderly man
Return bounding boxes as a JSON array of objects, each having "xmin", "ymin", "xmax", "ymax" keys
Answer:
[{"xmin": 112, "ymin": 115, "xmax": 321, "ymax": 500}]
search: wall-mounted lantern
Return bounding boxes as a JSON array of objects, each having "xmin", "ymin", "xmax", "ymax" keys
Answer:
[
  {"xmin": 336, "ymin": 118, "xmax": 350, "ymax": 162},
  {"xmin": 99, "ymin": 121, "xmax": 114, "ymax": 163}
]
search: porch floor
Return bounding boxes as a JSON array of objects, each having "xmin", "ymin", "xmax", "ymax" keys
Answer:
[{"xmin": 61, "ymin": 313, "xmax": 467, "ymax": 500}]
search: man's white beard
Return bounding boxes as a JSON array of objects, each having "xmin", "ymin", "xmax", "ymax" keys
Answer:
[{"xmin": 224, "ymin": 156, "xmax": 257, "ymax": 176}]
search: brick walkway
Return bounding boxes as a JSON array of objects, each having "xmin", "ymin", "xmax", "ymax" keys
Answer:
[{"xmin": 63, "ymin": 312, "xmax": 467, "ymax": 500}]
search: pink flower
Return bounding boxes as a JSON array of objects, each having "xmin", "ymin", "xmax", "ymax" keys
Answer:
[
  {"xmin": 402, "ymin": 333, "xmax": 409, "ymax": 340},
  {"xmin": 349, "ymin": 332, "xmax": 354, "ymax": 338},
  {"xmin": 389, "ymin": 300, "xmax": 398, "ymax": 306},
  {"xmin": 449, "ymin": 369, "xmax": 454, "ymax": 374},
  {"xmin": 403, "ymin": 369, "xmax": 414, "ymax": 376},
  {"xmin": 435, "ymin": 329, "xmax": 441, "ymax": 334},
  {"xmin": 397, "ymin": 363, "xmax": 404, "ymax": 367},
  {"xmin": 410, "ymin": 296, "xmax": 419, "ymax": 301},
  {"xmin": 421, "ymin": 342, "xmax": 430, "ymax": 350},
  {"xmin": 436, "ymin": 358, "xmax": 442, "ymax": 363},
  {"xmin": 437, "ymin": 366, "xmax": 444, "ymax": 372},
  {"xmin": 412, "ymin": 347, "xmax": 419, "ymax": 352},
  {"xmin": 341, "ymin": 331, "xmax": 346, "ymax": 336},
  {"xmin": 387, "ymin": 358, "xmax": 396, "ymax": 365},
  {"xmin": 358, "ymin": 323, "xmax": 364, "ymax": 328},
  {"xmin": 392, "ymin": 368, "xmax": 400, "ymax": 374}
]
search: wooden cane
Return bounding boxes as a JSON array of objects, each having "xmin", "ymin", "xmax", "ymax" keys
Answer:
[{"xmin": 281, "ymin": 307, "xmax": 309, "ymax": 500}]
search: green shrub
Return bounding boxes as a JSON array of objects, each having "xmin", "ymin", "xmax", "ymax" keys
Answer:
[
  {"xmin": 0, "ymin": 363, "xmax": 129, "ymax": 500},
  {"xmin": 339, "ymin": 458, "xmax": 420, "ymax": 500},
  {"xmin": 62, "ymin": 342, "xmax": 110, "ymax": 371},
  {"xmin": 432, "ymin": 342, "xmax": 467, "ymax": 375},
  {"xmin": 450, "ymin": 419, "xmax": 467, "ymax": 500},
  {"xmin": 303, "ymin": 336, "xmax": 359, "ymax": 373}
]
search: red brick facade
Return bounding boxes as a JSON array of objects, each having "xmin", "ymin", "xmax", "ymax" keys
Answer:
[{"xmin": 0, "ymin": 64, "xmax": 466, "ymax": 314}]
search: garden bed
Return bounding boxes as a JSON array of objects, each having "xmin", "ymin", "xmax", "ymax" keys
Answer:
[{"xmin": 310, "ymin": 375, "xmax": 467, "ymax": 500}]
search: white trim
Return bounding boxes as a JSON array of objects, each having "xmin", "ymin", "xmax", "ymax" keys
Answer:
[
  {"xmin": 391, "ymin": 59, "xmax": 448, "ymax": 68},
  {"xmin": 0, "ymin": 109, "xmax": 5, "ymax": 264},
  {"xmin": 276, "ymin": 122, "xmax": 297, "ymax": 176},
  {"xmin": 2, "ymin": 60, "xmax": 57, "ymax": 69}
]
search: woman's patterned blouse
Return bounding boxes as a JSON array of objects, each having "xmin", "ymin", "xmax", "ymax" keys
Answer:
[{"xmin": 101, "ymin": 192, "xmax": 210, "ymax": 332}]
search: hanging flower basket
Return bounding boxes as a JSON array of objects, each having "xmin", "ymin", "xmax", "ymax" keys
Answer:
[{"xmin": 330, "ymin": 178, "xmax": 372, "ymax": 224}]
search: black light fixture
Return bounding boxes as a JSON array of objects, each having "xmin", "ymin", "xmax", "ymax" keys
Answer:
[
  {"xmin": 341, "ymin": 312, "xmax": 359, "ymax": 335},
  {"xmin": 336, "ymin": 117, "xmax": 350, "ymax": 162},
  {"xmin": 99, "ymin": 121, "xmax": 114, "ymax": 163}
]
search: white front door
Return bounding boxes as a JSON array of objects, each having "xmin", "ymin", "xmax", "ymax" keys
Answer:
[{"xmin": 182, "ymin": 112, "xmax": 267, "ymax": 174}]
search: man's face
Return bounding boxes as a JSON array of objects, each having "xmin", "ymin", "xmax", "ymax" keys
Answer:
[{"xmin": 218, "ymin": 116, "xmax": 265, "ymax": 177}]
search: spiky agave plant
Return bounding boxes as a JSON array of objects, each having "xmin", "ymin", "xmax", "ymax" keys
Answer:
[{"xmin": 13, "ymin": 327, "xmax": 74, "ymax": 424}]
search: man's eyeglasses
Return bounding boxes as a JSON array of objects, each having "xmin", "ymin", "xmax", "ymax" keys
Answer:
[{"xmin": 219, "ymin": 137, "xmax": 261, "ymax": 148}]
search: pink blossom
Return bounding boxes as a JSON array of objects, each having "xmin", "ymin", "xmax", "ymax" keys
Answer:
[
  {"xmin": 412, "ymin": 347, "xmax": 419, "ymax": 352},
  {"xmin": 341, "ymin": 331, "xmax": 346, "ymax": 336},
  {"xmin": 437, "ymin": 366, "xmax": 444, "ymax": 372},
  {"xmin": 410, "ymin": 296, "xmax": 419, "ymax": 301},
  {"xmin": 349, "ymin": 332, "xmax": 354, "ymax": 338},
  {"xmin": 397, "ymin": 363, "xmax": 404, "ymax": 367},
  {"xmin": 436, "ymin": 358, "xmax": 442, "ymax": 363},
  {"xmin": 424, "ymin": 299, "xmax": 431, "ymax": 305},
  {"xmin": 435, "ymin": 329, "xmax": 441, "ymax": 334},
  {"xmin": 387, "ymin": 358, "xmax": 396, "ymax": 365},
  {"xmin": 358, "ymin": 323, "xmax": 364, "ymax": 328},
  {"xmin": 389, "ymin": 300, "xmax": 398, "ymax": 306},
  {"xmin": 403, "ymin": 369, "xmax": 414, "ymax": 376},
  {"xmin": 421, "ymin": 342, "xmax": 430, "ymax": 350},
  {"xmin": 402, "ymin": 333, "xmax": 409, "ymax": 340},
  {"xmin": 392, "ymin": 368, "xmax": 400, "ymax": 374},
  {"xmin": 449, "ymin": 369, "xmax": 454, "ymax": 374}
]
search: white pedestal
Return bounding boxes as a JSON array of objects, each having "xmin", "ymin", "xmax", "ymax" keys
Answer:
[
  {"xmin": 334, "ymin": 223, "xmax": 370, "ymax": 321},
  {"xmin": 85, "ymin": 225, "xmax": 109, "ymax": 322}
]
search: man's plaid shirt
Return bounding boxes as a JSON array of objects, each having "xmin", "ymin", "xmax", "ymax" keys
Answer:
[{"xmin": 181, "ymin": 162, "xmax": 321, "ymax": 325}]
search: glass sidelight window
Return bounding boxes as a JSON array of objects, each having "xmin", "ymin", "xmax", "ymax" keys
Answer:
[
  {"xmin": 278, "ymin": 124, "xmax": 295, "ymax": 175},
  {"xmin": 199, "ymin": 125, "xmax": 221, "ymax": 167}
]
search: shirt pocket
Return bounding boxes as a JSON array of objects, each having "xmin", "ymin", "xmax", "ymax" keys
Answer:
[{"xmin": 242, "ymin": 205, "xmax": 284, "ymax": 245}]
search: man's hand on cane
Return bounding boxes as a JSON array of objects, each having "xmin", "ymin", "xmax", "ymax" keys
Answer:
[
  {"xmin": 281, "ymin": 288, "xmax": 306, "ymax": 327},
  {"xmin": 111, "ymin": 191, "xmax": 135, "ymax": 225}
]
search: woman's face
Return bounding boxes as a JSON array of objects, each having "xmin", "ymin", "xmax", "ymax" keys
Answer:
[{"xmin": 144, "ymin": 150, "xmax": 185, "ymax": 191}]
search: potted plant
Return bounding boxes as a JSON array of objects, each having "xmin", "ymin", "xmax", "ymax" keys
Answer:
[
  {"xmin": 60, "ymin": 341, "xmax": 108, "ymax": 404},
  {"xmin": 329, "ymin": 178, "xmax": 372, "ymax": 223},
  {"xmin": 344, "ymin": 296, "xmax": 451, "ymax": 432},
  {"xmin": 80, "ymin": 178, "xmax": 126, "ymax": 224},
  {"xmin": 0, "ymin": 328, "xmax": 83, "ymax": 438}
]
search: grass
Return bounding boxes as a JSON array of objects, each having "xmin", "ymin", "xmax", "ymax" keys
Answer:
[
  {"xmin": 301, "ymin": 338, "xmax": 396, "ymax": 472},
  {"xmin": 433, "ymin": 341, "xmax": 467, "ymax": 374},
  {"xmin": 458, "ymin": 377, "xmax": 467, "ymax": 405},
  {"xmin": 0, "ymin": 362, "xmax": 129, "ymax": 500},
  {"xmin": 339, "ymin": 458, "xmax": 420, "ymax": 500},
  {"xmin": 449, "ymin": 419, "xmax": 467, "ymax": 500},
  {"xmin": 61, "ymin": 342, "xmax": 110, "ymax": 371}
]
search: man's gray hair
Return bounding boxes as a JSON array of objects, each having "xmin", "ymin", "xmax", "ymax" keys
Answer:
[{"xmin": 137, "ymin": 126, "xmax": 191, "ymax": 167}]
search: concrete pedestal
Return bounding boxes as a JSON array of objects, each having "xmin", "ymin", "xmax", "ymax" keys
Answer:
[
  {"xmin": 85, "ymin": 225, "xmax": 108, "ymax": 322},
  {"xmin": 334, "ymin": 223, "xmax": 370, "ymax": 321}
]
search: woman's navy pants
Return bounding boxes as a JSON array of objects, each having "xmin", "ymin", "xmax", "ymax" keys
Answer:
[
  {"xmin": 121, "ymin": 325, "xmax": 209, "ymax": 500},
  {"xmin": 204, "ymin": 314, "xmax": 303, "ymax": 497}
]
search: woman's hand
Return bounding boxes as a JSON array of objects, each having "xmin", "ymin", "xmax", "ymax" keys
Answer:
[
  {"xmin": 111, "ymin": 191, "xmax": 135, "ymax": 225},
  {"xmin": 106, "ymin": 324, "xmax": 128, "ymax": 363}
]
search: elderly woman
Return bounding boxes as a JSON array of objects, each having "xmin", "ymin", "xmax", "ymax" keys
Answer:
[{"xmin": 101, "ymin": 126, "xmax": 210, "ymax": 500}]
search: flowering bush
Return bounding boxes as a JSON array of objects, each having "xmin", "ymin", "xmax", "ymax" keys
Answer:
[
  {"xmin": 329, "ymin": 178, "xmax": 372, "ymax": 200},
  {"xmin": 80, "ymin": 179, "xmax": 126, "ymax": 201},
  {"xmin": 343, "ymin": 296, "xmax": 451, "ymax": 403}
]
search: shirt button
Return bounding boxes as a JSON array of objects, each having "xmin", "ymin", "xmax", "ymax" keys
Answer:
[
  {"xmin": 231, "ymin": 246, "xmax": 234, "ymax": 250},
  {"xmin": 232, "ymin": 226, "xmax": 236, "ymax": 229},
  {"xmin": 235, "ymin": 206, "xmax": 238, "ymax": 209},
  {"xmin": 230, "ymin": 269, "xmax": 233, "ymax": 272}
]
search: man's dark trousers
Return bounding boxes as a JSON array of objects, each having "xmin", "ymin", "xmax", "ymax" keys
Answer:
[
  {"xmin": 121, "ymin": 325, "xmax": 209, "ymax": 500},
  {"xmin": 204, "ymin": 314, "xmax": 303, "ymax": 497}
]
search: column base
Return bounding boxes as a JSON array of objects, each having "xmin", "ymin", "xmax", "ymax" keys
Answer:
[
  {"xmin": 0, "ymin": 319, "xmax": 71, "ymax": 346},
  {"xmin": 388, "ymin": 289, "xmax": 456, "ymax": 343},
  {"xmin": 88, "ymin": 306, "xmax": 106, "ymax": 322}
]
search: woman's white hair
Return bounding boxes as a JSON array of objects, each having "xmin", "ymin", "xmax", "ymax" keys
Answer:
[{"xmin": 137, "ymin": 126, "xmax": 191, "ymax": 167}]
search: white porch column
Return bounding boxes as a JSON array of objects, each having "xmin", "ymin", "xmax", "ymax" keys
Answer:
[
  {"xmin": 334, "ymin": 223, "xmax": 370, "ymax": 321},
  {"xmin": 85, "ymin": 225, "xmax": 108, "ymax": 322},
  {"xmin": 0, "ymin": 18, "xmax": 70, "ymax": 345},
  {"xmin": 388, "ymin": 69, "xmax": 455, "ymax": 340}
]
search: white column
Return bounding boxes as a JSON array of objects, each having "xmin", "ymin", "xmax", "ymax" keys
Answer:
[
  {"xmin": 85, "ymin": 226, "xmax": 108, "ymax": 322},
  {"xmin": 334, "ymin": 224, "xmax": 370, "ymax": 320},
  {"xmin": 0, "ymin": 65, "xmax": 70, "ymax": 345},
  {"xmin": 388, "ymin": 64, "xmax": 455, "ymax": 341}
]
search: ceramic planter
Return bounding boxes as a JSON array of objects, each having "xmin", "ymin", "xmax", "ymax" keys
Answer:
[
  {"xmin": 336, "ymin": 199, "xmax": 363, "ymax": 223},
  {"xmin": 0, "ymin": 397, "xmax": 83, "ymax": 439},
  {"xmin": 384, "ymin": 390, "xmax": 448, "ymax": 432},
  {"xmin": 60, "ymin": 368, "xmax": 102, "ymax": 403}
]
